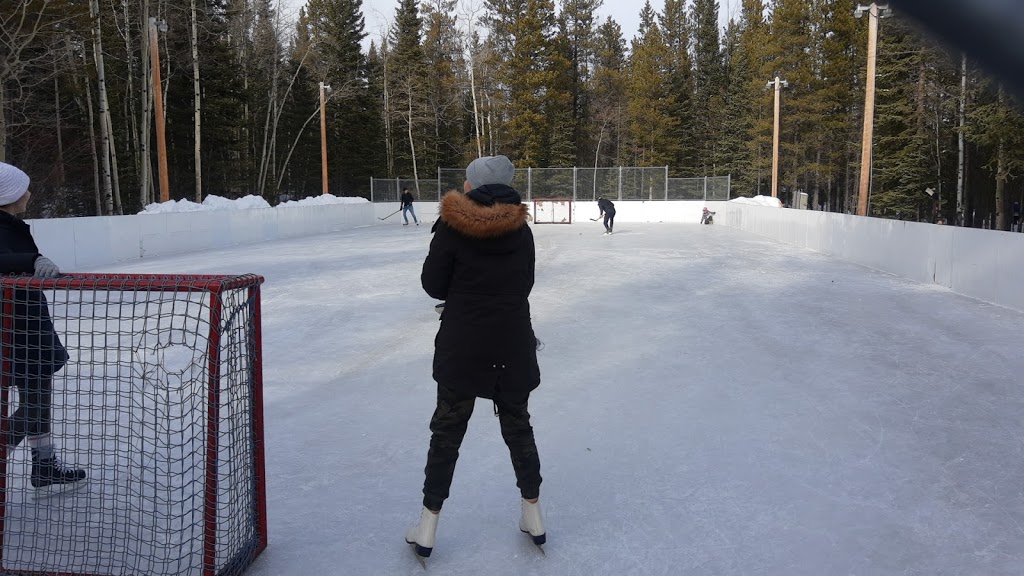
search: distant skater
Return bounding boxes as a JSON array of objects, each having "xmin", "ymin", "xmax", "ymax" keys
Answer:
[
  {"xmin": 598, "ymin": 197, "xmax": 616, "ymax": 234},
  {"xmin": 401, "ymin": 187, "xmax": 419, "ymax": 226}
]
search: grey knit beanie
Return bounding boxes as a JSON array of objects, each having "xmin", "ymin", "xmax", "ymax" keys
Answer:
[
  {"xmin": 0, "ymin": 162, "xmax": 30, "ymax": 206},
  {"xmin": 466, "ymin": 155, "xmax": 515, "ymax": 188}
]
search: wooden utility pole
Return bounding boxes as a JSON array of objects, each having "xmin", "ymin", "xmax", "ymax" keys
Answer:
[
  {"xmin": 767, "ymin": 76, "xmax": 788, "ymax": 199},
  {"xmin": 150, "ymin": 18, "xmax": 170, "ymax": 203},
  {"xmin": 319, "ymin": 81, "xmax": 330, "ymax": 195},
  {"xmin": 855, "ymin": 4, "xmax": 889, "ymax": 217}
]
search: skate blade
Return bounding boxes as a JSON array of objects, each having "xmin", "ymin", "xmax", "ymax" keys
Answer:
[
  {"xmin": 32, "ymin": 479, "xmax": 88, "ymax": 501},
  {"xmin": 407, "ymin": 540, "xmax": 431, "ymax": 568},
  {"xmin": 521, "ymin": 529, "xmax": 546, "ymax": 553}
]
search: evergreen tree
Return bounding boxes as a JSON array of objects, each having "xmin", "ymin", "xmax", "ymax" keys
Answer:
[
  {"xmin": 660, "ymin": 0, "xmax": 696, "ymax": 174},
  {"xmin": 871, "ymin": 15, "xmax": 956, "ymax": 220},
  {"xmin": 965, "ymin": 77, "xmax": 1024, "ymax": 229},
  {"xmin": 690, "ymin": 0, "xmax": 724, "ymax": 174},
  {"xmin": 591, "ymin": 16, "xmax": 627, "ymax": 166},
  {"xmin": 766, "ymin": 0, "xmax": 814, "ymax": 205},
  {"xmin": 500, "ymin": 0, "xmax": 565, "ymax": 166},
  {"xmin": 421, "ymin": 0, "xmax": 467, "ymax": 173},
  {"xmin": 716, "ymin": 20, "xmax": 753, "ymax": 182},
  {"xmin": 625, "ymin": 1, "xmax": 677, "ymax": 166},
  {"xmin": 387, "ymin": 0, "xmax": 429, "ymax": 180},
  {"xmin": 734, "ymin": 0, "xmax": 773, "ymax": 195},
  {"xmin": 306, "ymin": 0, "xmax": 383, "ymax": 194},
  {"xmin": 559, "ymin": 0, "xmax": 601, "ymax": 164}
]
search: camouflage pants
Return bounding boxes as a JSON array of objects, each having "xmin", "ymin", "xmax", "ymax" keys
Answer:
[{"xmin": 422, "ymin": 386, "xmax": 541, "ymax": 511}]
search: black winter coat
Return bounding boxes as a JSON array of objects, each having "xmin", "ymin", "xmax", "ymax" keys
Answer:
[
  {"xmin": 0, "ymin": 212, "xmax": 68, "ymax": 378},
  {"xmin": 422, "ymin": 186, "xmax": 540, "ymax": 400}
]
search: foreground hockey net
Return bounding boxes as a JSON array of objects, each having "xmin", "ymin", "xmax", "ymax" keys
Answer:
[
  {"xmin": 532, "ymin": 198, "xmax": 573, "ymax": 224},
  {"xmin": 0, "ymin": 274, "xmax": 267, "ymax": 576}
]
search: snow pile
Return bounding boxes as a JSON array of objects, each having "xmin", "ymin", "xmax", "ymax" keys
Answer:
[
  {"xmin": 140, "ymin": 194, "xmax": 366, "ymax": 214},
  {"xmin": 141, "ymin": 194, "xmax": 271, "ymax": 214},
  {"xmin": 729, "ymin": 195, "xmax": 783, "ymax": 208},
  {"xmin": 201, "ymin": 194, "xmax": 272, "ymax": 211},
  {"xmin": 278, "ymin": 194, "xmax": 369, "ymax": 207}
]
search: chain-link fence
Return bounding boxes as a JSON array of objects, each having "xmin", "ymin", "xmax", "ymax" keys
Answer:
[
  {"xmin": 374, "ymin": 169, "xmax": 730, "ymax": 202},
  {"xmin": 369, "ymin": 178, "xmax": 441, "ymax": 203},
  {"xmin": 668, "ymin": 176, "xmax": 732, "ymax": 201}
]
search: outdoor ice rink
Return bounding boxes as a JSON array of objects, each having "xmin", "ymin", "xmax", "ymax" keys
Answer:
[{"xmin": 108, "ymin": 220, "xmax": 1024, "ymax": 575}]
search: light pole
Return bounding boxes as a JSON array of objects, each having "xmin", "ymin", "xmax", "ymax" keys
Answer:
[
  {"xmin": 149, "ymin": 17, "xmax": 170, "ymax": 203},
  {"xmin": 854, "ymin": 3, "xmax": 891, "ymax": 217},
  {"xmin": 765, "ymin": 76, "xmax": 788, "ymax": 200},
  {"xmin": 319, "ymin": 81, "xmax": 331, "ymax": 195}
]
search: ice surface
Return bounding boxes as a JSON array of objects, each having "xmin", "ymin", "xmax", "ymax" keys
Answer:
[
  {"xmin": 729, "ymin": 195, "xmax": 783, "ymax": 207},
  {"xmin": 93, "ymin": 222, "xmax": 1024, "ymax": 575}
]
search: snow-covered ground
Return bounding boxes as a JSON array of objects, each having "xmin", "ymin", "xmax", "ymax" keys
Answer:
[{"xmin": 93, "ymin": 222, "xmax": 1024, "ymax": 575}]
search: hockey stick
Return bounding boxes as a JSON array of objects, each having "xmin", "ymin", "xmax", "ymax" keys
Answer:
[
  {"xmin": 378, "ymin": 209, "xmax": 402, "ymax": 221},
  {"xmin": 590, "ymin": 217, "xmax": 600, "ymax": 221}
]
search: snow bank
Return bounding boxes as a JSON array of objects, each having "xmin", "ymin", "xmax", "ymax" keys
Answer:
[
  {"xmin": 139, "ymin": 193, "xmax": 367, "ymax": 214},
  {"xmin": 279, "ymin": 195, "xmax": 370, "ymax": 207},
  {"xmin": 140, "ymin": 194, "xmax": 271, "ymax": 214},
  {"xmin": 729, "ymin": 195, "xmax": 783, "ymax": 208}
]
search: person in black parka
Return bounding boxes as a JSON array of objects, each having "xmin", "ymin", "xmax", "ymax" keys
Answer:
[
  {"xmin": 0, "ymin": 162, "xmax": 86, "ymax": 491},
  {"xmin": 406, "ymin": 155, "xmax": 546, "ymax": 559}
]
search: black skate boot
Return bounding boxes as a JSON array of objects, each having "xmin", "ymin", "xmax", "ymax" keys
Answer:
[{"xmin": 31, "ymin": 455, "xmax": 86, "ymax": 490}]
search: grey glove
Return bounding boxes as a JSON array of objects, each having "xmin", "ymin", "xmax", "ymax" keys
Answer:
[{"xmin": 34, "ymin": 256, "xmax": 60, "ymax": 278}]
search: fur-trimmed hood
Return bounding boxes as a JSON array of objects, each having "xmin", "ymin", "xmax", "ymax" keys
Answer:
[{"xmin": 439, "ymin": 189, "xmax": 529, "ymax": 239}]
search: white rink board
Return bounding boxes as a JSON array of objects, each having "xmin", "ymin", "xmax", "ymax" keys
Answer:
[
  {"xmin": 27, "ymin": 201, "xmax": 374, "ymax": 271},
  {"xmin": 722, "ymin": 203, "xmax": 1024, "ymax": 312}
]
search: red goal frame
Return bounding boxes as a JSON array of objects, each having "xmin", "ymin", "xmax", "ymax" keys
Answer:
[{"xmin": 0, "ymin": 273, "xmax": 267, "ymax": 576}]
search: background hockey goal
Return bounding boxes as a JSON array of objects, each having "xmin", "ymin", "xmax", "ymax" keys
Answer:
[
  {"xmin": 532, "ymin": 198, "xmax": 573, "ymax": 224},
  {"xmin": 0, "ymin": 273, "xmax": 267, "ymax": 576}
]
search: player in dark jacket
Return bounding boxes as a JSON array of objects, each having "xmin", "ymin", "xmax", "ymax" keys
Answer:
[
  {"xmin": 406, "ymin": 155, "xmax": 545, "ymax": 560},
  {"xmin": 597, "ymin": 197, "xmax": 616, "ymax": 234},
  {"xmin": 0, "ymin": 162, "xmax": 86, "ymax": 492},
  {"xmin": 400, "ymin": 187, "xmax": 419, "ymax": 226}
]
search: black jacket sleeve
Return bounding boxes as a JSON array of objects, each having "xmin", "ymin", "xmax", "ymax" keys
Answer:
[
  {"xmin": 525, "ymin": 228, "xmax": 535, "ymax": 298},
  {"xmin": 421, "ymin": 222, "xmax": 455, "ymax": 300},
  {"xmin": 0, "ymin": 251, "xmax": 38, "ymax": 274}
]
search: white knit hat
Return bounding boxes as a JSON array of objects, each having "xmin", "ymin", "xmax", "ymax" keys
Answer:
[{"xmin": 0, "ymin": 162, "xmax": 30, "ymax": 206}]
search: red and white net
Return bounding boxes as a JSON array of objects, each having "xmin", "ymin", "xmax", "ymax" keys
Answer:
[{"xmin": 0, "ymin": 274, "xmax": 267, "ymax": 576}]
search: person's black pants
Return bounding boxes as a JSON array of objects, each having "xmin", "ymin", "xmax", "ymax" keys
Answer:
[
  {"xmin": 5, "ymin": 377, "xmax": 52, "ymax": 448},
  {"xmin": 422, "ymin": 386, "xmax": 541, "ymax": 511},
  {"xmin": 603, "ymin": 212, "xmax": 615, "ymax": 232}
]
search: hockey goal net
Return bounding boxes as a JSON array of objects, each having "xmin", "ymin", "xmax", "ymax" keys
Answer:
[
  {"xmin": 0, "ymin": 273, "xmax": 267, "ymax": 576},
  {"xmin": 532, "ymin": 198, "xmax": 573, "ymax": 224}
]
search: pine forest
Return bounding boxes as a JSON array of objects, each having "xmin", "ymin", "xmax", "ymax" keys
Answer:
[{"xmin": 2, "ymin": 0, "xmax": 1022, "ymax": 228}]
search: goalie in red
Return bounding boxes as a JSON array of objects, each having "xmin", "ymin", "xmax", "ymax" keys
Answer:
[
  {"xmin": 406, "ymin": 155, "xmax": 545, "ymax": 561},
  {"xmin": 0, "ymin": 162, "xmax": 86, "ymax": 492}
]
